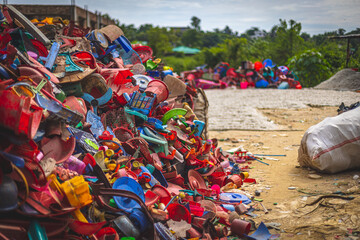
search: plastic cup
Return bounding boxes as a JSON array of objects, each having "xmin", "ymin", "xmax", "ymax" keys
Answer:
[{"xmin": 231, "ymin": 219, "xmax": 251, "ymax": 236}]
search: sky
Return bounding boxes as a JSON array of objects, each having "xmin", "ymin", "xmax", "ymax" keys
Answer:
[{"xmin": 7, "ymin": 0, "xmax": 360, "ymax": 35}]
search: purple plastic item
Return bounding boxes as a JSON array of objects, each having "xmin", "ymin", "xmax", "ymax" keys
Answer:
[{"xmin": 63, "ymin": 155, "xmax": 86, "ymax": 174}]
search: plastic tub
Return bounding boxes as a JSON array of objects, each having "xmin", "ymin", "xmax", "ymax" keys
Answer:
[{"xmin": 145, "ymin": 80, "xmax": 169, "ymax": 105}]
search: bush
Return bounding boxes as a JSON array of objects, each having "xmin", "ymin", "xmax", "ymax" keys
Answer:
[
  {"xmin": 163, "ymin": 55, "xmax": 204, "ymax": 73},
  {"xmin": 287, "ymin": 50, "xmax": 331, "ymax": 87}
]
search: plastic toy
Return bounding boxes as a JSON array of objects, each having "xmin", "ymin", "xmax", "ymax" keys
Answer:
[{"xmin": 68, "ymin": 126, "xmax": 100, "ymax": 154}]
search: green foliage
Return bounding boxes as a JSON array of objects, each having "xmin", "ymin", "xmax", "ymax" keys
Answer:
[
  {"xmin": 270, "ymin": 19, "xmax": 304, "ymax": 65},
  {"xmin": 201, "ymin": 31, "xmax": 223, "ymax": 48},
  {"xmin": 146, "ymin": 27, "xmax": 173, "ymax": 57},
  {"xmin": 318, "ymin": 41, "xmax": 346, "ymax": 72},
  {"xmin": 163, "ymin": 55, "xmax": 204, "ymax": 73},
  {"xmin": 221, "ymin": 38, "xmax": 249, "ymax": 66},
  {"xmin": 181, "ymin": 29, "xmax": 202, "ymax": 48},
  {"xmin": 287, "ymin": 50, "xmax": 331, "ymax": 87},
  {"xmin": 201, "ymin": 46, "xmax": 226, "ymax": 68},
  {"xmin": 247, "ymin": 39, "xmax": 271, "ymax": 62},
  {"xmin": 119, "ymin": 24, "xmax": 137, "ymax": 42}
]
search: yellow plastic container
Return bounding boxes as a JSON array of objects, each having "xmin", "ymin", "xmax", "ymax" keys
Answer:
[{"xmin": 61, "ymin": 175, "xmax": 92, "ymax": 208}]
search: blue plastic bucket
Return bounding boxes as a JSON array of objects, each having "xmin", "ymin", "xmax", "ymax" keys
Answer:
[
  {"xmin": 112, "ymin": 177, "xmax": 145, "ymax": 212},
  {"xmin": 129, "ymin": 208, "xmax": 150, "ymax": 232},
  {"xmin": 255, "ymin": 79, "xmax": 269, "ymax": 88}
]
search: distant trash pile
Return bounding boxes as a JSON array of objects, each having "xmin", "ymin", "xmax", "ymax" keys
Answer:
[
  {"xmin": 182, "ymin": 60, "xmax": 302, "ymax": 90},
  {"xmin": 315, "ymin": 68, "xmax": 360, "ymax": 91},
  {"xmin": 0, "ymin": 5, "xmax": 280, "ymax": 240}
]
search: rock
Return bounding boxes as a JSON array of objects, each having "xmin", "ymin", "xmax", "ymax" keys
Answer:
[
  {"xmin": 167, "ymin": 219, "xmax": 191, "ymax": 238},
  {"xmin": 308, "ymin": 174, "xmax": 322, "ymax": 179},
  {"xmin": 346, "ymin": 186, "xmax": 360, "ymax": 194}
]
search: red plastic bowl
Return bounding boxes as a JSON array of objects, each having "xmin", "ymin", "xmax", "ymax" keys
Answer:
[{"xmin": 166, "ymin": 203, "xmax": 191, "ymax": 223}]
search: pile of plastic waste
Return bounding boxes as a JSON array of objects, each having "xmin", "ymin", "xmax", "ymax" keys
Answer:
[
  {"xmin": 0, "ymin": 5, "xmax": 275, "ymax": 240},
  {"xmin": 183, "ymin": 60, "xmax": 302, "ymax": 90}
]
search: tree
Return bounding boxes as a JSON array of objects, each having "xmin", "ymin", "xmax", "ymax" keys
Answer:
[
  {"xmin": 248, "ymin": 39, "xmax": 271, "ymax": 61},
  {"xmin": 223, "ymin": 25, "xmax": 233, "ymax": 35},
  {"xmin": 300, "ymin": 32, "xmax": 311, "ymax": 41},
  {"xmin": 270, "ymin": 19, "xmax": 304, "ymax": 65},
  {"xmin": 191, "ymin": 16, "xmax": 201, "ymax": 31},
  {"xmin": 181, "ymin": 29, "xmax": 202, "ymax": 48},
  {"xmin": 287, "ymin": 50, "xmax": 331, "ymax": 87},
  {"xmin": 136, "ymin": 24, "xmax": 154, "ymax": 42},
  {"xmin": 219, "ymin": 38, "xmax": 248, "ymax": 66},
  {"xmin": 119, "ymin": 23, "xmax": 137, "ymax": 41},
  {"xmin": 201, "ymin": 46, "xmax": 227, "ymax": 68},
  {"xmin": 201, "ymin": 31, "xmax": 223, "ymax": 48},
  {"xmin": 147, "ymin": 27, "xmax": 172, "ymax": 56}
]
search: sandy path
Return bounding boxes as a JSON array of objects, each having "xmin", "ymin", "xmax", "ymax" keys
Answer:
[{"xmin": 206, "ymin": 88, "xmax": 360, "ymax": 239}]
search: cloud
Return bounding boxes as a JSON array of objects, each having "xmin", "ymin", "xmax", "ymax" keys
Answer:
[{"xmin": 7, "ymin": 0, "xmax": 360, "ymax": 35}]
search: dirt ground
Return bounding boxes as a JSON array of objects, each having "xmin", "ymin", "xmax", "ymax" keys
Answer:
[{"xmin": 209, "ymin": 106, "xmax": 360, "ymax": 240}]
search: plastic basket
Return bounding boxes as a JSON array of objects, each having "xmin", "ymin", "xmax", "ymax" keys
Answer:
[{"xmin": 128, "ymin": 91, "xmax": 156, "ymax": 115}]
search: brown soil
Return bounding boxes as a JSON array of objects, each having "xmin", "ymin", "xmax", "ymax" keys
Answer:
[{"xmin": 210, "ymin": 106, "xmax": 360, "ymax": 239}]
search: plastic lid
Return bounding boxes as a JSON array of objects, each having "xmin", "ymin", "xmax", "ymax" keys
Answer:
[
  {"xmin": 188, "ymin": 169, "xmax": 207, "ymax": 190},
  {"xmin": 94, "ymin": 30, "xmax": 108, "ymax": 48},
  {"xmin": 219, "ymin": 193, "xmax": 251, "ymax": 204}
]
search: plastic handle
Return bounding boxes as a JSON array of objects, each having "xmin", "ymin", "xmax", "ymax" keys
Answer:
[{"xmin": 38, "ymin": 42, "xmax": 60, "ymax": 70}]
